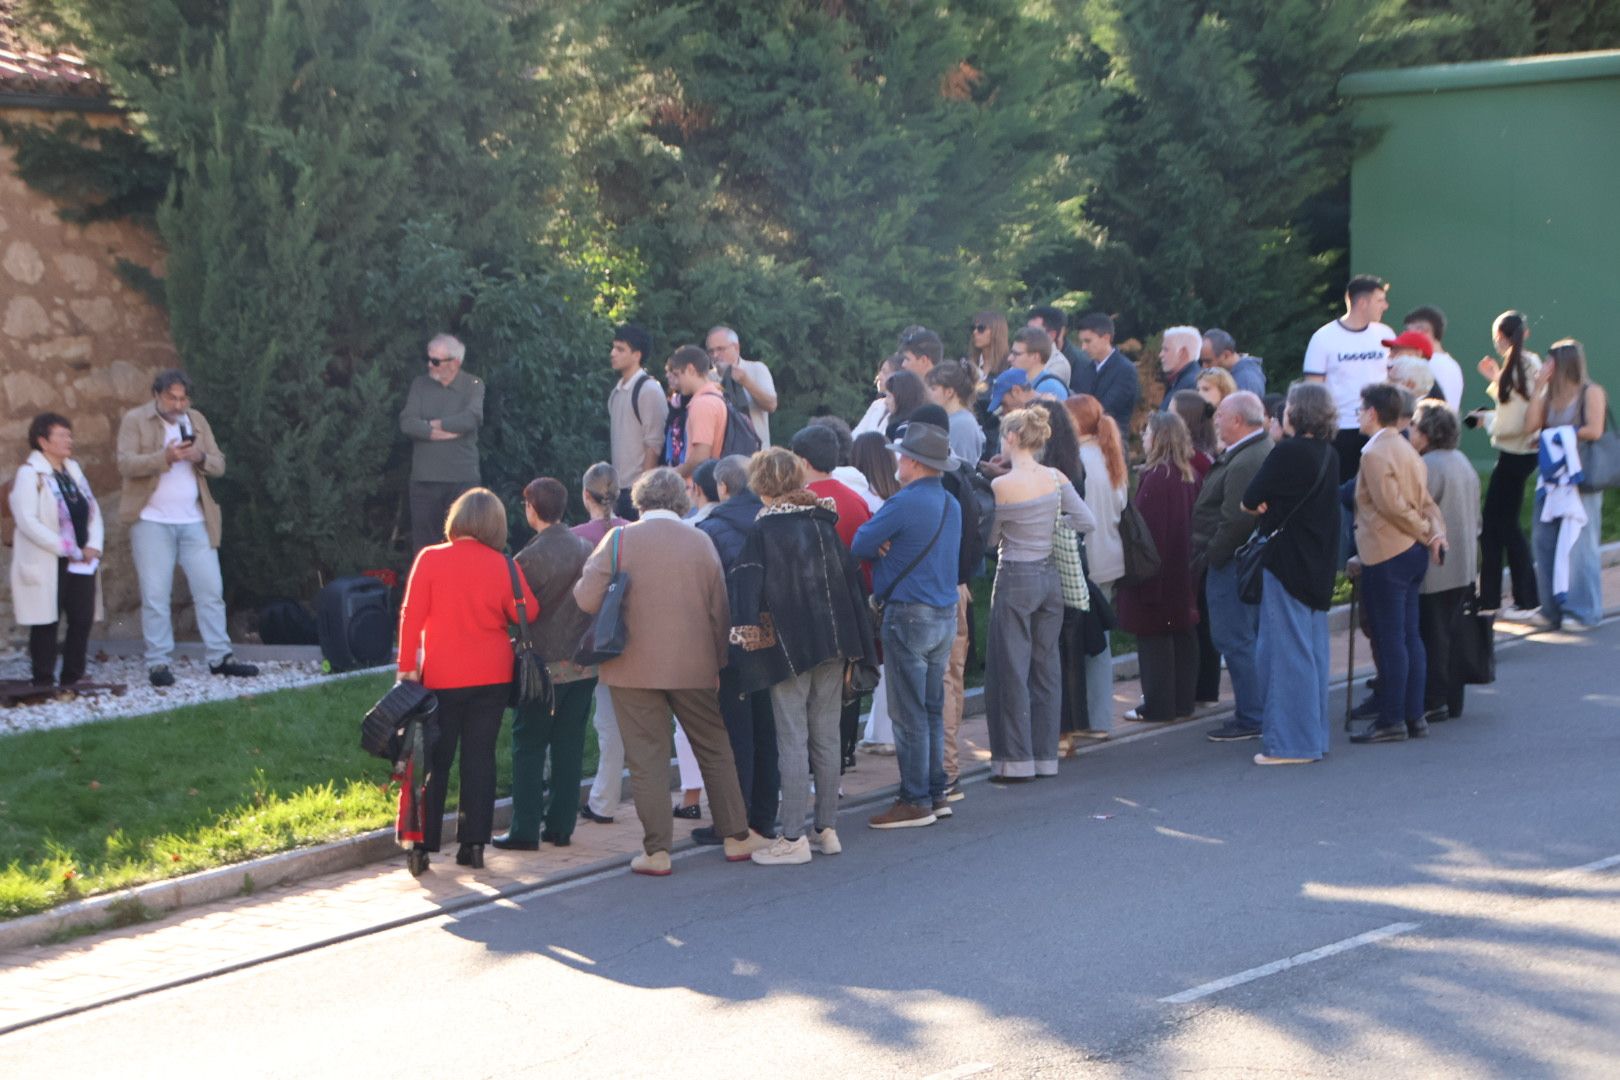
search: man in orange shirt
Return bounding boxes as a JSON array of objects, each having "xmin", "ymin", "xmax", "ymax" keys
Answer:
[{"xmin": 666, "ymin": 346, "xmax": 728, "ymax": 478}]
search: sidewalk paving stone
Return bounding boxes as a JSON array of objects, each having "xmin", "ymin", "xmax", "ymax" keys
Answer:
[{"xmin": 1, "ymin": 563, "xmax": 1613, "ymax": 1035}]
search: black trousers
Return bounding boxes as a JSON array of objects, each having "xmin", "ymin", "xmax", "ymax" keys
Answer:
[
  {"xmin": 1333, "ymin": 428, "xmax": 1370, "ymax": 485},
  {"xmin": 410, "ymin": 480, "xmax": 474, "ymax": 554},
  {"xmin": 29, "ymin": 558, "xmax": 97, "ymax": 685},
  {"xmin": 718, "ymin": 667, "xmax": 780, "ymax": 836},
  {"xmin": 1194, "ymin": 572, "xmax": 1222, "ymax": 703},
  {"xmin": 1137, "ymin": 629, "xmax": 1198, "ymax": 721},
  {"xmin": 1478, "ymin": 450, "xmax": 1539, "ymax": 610},
  {"xmin": 421, "ymin": 682, "xmax": 509, "ymax": 851},
  {"xmin": 1419, "ymin": 586, "xmax": 1469, "ymax": 717},
  {"xmin": 1058, "ymin": 608, "xmax": 1090, "ymax": 734}
]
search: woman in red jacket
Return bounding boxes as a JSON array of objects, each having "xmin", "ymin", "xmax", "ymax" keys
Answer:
[
  {"xmin": 397, "ymin": 488, "xmax": 537, "ymax": 872},
  {"xmin": 1117, "ymin": 412, "xmax": 1207, "ymax": 723}
]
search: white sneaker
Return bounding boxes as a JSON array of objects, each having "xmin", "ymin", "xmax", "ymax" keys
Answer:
[
  {"xmin": 812, "ymin": 827, "xmax": 842, "ymax": 855},
  {"xmin": 751, "ymin": 834, "xmax": 812, "ymax": 866}
]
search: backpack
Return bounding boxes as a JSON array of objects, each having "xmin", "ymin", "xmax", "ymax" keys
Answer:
[
  {"xmin": 628, "ymin": 372, "xmax": 654, "ymax": 423},
  {"xmin": 1033, "ymin": 371, "xmax": 1068, "ymax": 396},
  {"xmin": 718, "ymin": 399, "xmax": 762, "ymax": 457},
  {"xmin": 952, "ymin": 463, "xmax": 994, "ymax": 572},
  {"xmin": 1116, "ymin": 488, "xmax": 1162, "ymax": 587}
]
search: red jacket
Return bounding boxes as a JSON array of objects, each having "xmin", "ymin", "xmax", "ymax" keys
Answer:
[
  {"xmin": 397, "ymin": 537, "xmax": 538, "ymax": 689},
  {"xmin": 1116, "ymin": 462, "xmax": 1205, "ymax": 635}
]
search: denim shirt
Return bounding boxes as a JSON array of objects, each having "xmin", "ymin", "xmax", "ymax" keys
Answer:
[{"xmin": 850, "ymin": 476, "xmax": 961, "ymax": 609}]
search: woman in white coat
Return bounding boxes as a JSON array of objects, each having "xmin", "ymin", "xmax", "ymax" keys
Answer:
[{"xmin": 10, "ymin": 413, "xmax": 103, "ymax": 686}]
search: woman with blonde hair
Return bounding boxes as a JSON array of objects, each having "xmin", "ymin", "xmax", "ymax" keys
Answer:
[
  {"xmin": 1116, "ymin": 412, "xmax": 1205, "ymax": 724},
  {"xmin": 1064, "ymin": 395, "xmax": 1128, "ymax": 738},
  {"xmin": 728, "ymin": 448, "xmax": 875, "ymax": 864},
  {"xmin": 985, "ymin": 407, "xmax": 1096, "ymax": 781},
  {"xmin": 1196, "ymin": 367, "xmax": 1237, "ymax": 410},
  {"xmin": 397, "ymin": 487, "xmax": 538, "ymax": 872},
  {"xmin": 967, "ymin": 310, "xmax": 1011, "ymax": 380}
]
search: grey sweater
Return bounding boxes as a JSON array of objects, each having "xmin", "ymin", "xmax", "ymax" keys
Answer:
[{"xmin": 399, "ymin": 371, "xmax": 484, "ymax": 483}]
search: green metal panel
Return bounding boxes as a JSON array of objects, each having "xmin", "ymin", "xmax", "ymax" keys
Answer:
[{"xmin": 1343, "ymin": 52, "xmax": 1620, "ymax": 460}]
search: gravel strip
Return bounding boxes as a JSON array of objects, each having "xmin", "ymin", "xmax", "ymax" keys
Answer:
[{"xmin": 0, "ymin": 653, "xmax": 391, "ymax": 736}]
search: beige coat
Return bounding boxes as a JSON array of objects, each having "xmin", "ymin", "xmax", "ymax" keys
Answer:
[
  {"xmin": 1354, "ymin": 429, "xmax": 1445, "ymax": 567},
  {"xmin": 573, "ymin": 513, "xmax": 730, "ymax": 690},
  {"xmin": 9, "ymin": 451, "xmax": 105, "ymax": 626},
  {"xmin": 115, "ymin": 401, "xmax": 227, "ymax": 547}
]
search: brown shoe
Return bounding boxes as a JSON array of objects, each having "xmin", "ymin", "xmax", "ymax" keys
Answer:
[
  {"xmin": 723, "ymin": 829, "xmax": 772, "ymax": 862},
  {"xmin": 868, "ymin": 800, "xmax": 937, "ymax": 830}
]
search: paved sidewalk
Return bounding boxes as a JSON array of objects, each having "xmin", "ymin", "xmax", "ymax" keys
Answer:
[{"xmin": 1, "ymin": 564, "xmax": 1613, "ymax": 1035}]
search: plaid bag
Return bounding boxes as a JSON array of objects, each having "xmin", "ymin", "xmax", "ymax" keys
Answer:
[{"xmin": 1053, "ymin": 520, "xmax": 1090, "ymax": 611}]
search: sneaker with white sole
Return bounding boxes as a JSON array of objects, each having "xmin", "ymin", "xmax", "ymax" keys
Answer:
[
  {"xmin": 812, "ymin": 827, "xmax": 841, "ymax": 855},
  {"xmin": 751, "ymin": 835, "xmax": 812, "ymax": 865},
  {"xmin": 868, "ymin": 800, "xmax": 936, "ymax": 829}
]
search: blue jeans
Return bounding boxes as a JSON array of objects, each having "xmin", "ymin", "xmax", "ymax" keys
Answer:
[
  {"xmin": 1257, "ymin": 570, "xmax": 1331, "ymax": 760},
  {"xmin": 129, "ymin": 519, "xmax": 232, "ymax": 668},
  {"xmin": 1205, "ymin": 561, "xmax": 1263, "ymax": 730},
  {"xmin": 1360, "ymin": 542, "xmax": 1429, "ymax": 729},
  {"xmin": 881, "ymin": 601, "xmax": 956, "ymax": 806},
  {"xmin": 1533, "ymin": 488, "xmax": 1604, "ymax": 627}
]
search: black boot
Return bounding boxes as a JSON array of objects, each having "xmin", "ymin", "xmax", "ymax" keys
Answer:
[
  {"xmin": 406, "ymin": 847, "xmax": 430, "ymax": 876},
  {"xmin": 456, "ymin": 843, "xmax": 484, "ymax": 869}
]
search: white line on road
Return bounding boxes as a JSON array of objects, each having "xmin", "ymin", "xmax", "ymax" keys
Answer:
[
  {"xmin": 1159, "ymin": 922, "xmax": 1422, "ymax": 1005},
  {"xmin": 920, "ymin": 1063, "xmax": 994, "ymax": 1080}
]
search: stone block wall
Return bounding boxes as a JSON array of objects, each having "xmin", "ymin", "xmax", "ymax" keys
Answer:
[{"xmin": 1, "ymin": 109, "xmax": 179, "ymax": 638}]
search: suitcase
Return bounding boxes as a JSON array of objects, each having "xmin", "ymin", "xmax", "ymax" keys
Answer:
[{"xmin": 317, "ymin": 576, "xmax": 393, "ymax": 672}]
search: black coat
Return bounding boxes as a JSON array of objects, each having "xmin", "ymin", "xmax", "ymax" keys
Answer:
[
  {"xmin": 727, "ymin": 498, "xmax": 878, "ymax": 695},
  {"xmin": 697, "ymin": 490, "xmax": 765, "ymax": 570}
]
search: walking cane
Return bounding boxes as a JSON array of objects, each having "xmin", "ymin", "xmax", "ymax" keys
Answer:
[{"xmin": 1344, "ymin": 577, "xmax": 1359, "ymax": 732}]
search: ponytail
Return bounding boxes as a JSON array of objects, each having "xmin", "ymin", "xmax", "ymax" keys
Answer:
[{"xmin": 1494, "ymin": 311, "xmax": 1529, "ymax": 403}]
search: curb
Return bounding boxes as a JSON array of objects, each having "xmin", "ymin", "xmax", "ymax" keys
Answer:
[{"xmin": 7, "ymin": 541, "xmax": 1617, "ymax": 952}]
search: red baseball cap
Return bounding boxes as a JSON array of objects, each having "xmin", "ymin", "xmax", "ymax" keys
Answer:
[{"xmin": 1381, "ymin": 330, "xmax": 1434, "ymax": 359}]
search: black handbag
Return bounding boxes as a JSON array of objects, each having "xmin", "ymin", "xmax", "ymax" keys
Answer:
[
  {"xmin": 506, "ymin": 557, "xmax": 554, "ymax": 712},
  {"xmin": 1116, "ymin": 488, "xmax": 1161, "ymax": 588},
  {"xmin": 574, "ymin": 527, "xmax": 630, "ymax": 666},
  {"xmin": 360, "ymin": 680, "xmax": 437, "ymax": 761},
  {"xmin": 1454, "ymin": 590, "xmax": 1496, "ymax": 685},
  {"xmin": 1233, "ymin": 440, "xmax": 1331, "ymax": 604}
]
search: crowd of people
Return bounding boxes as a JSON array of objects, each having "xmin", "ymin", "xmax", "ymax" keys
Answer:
[{"xmin": 389, "ymin": 283, "xmax": 1612, "ymax": 873}]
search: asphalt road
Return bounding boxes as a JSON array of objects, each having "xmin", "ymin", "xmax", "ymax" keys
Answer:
[{"xmin": 4, "ymin": 621, "xmax": 1618, "ymax": 1079}]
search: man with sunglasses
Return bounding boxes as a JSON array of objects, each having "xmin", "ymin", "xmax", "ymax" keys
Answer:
[{"xmin": 400, "ymin": 333, "xmax": 485, "ymax": 553}]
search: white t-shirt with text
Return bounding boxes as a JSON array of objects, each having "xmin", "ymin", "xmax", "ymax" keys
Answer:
[{"xmin": 1303, "ymin": 319, "xmax": 1395, "ymax": 429}]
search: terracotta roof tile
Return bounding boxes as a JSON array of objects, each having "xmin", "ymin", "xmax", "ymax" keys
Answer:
[{"xmin": 0, "ymin": 0, "xmax": 107, "ymax": 100}]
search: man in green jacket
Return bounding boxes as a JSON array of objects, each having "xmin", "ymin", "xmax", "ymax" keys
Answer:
[{"xmin": 400, "ymin": 334, "xmax": 484, "ymax": 553}]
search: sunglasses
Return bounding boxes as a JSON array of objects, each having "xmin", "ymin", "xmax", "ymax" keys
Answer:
[
  {"xmin": 971, "ymin": 323, "xmax": 989, "ymax": 333},
  {"xmin": 427, "ymin": 356, "xmax": 447, "ymax": 366}
]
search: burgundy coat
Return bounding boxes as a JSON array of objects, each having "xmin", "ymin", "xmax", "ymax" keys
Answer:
[{"xmin": 1116, "ymin": 461, "xmax": 1206, "ymax": 635}]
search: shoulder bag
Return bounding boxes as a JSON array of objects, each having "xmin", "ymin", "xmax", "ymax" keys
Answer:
[
  {"xmin": 574, "ymin": 527, "xmax": 630, "ymax": 666},
  {"xmin": 1116, "ymin": 483, "xmax": 1161, "ymax": 588},
  {"xmin": 1232, "ymin": 440, "xmax": 1331, "ymax": 605},
  {"xmin": 507, "ymin": 557, "xmax": 554, "ymax": 712},
  {"xmin": 1454, "ymin": 588, "xmax": 1496, "ymax": 685},
  {"xmin": 1576, "ymin": 384, "xmax": 1620, "ymax": 493},
  {"xmin": 1049, "ymin": 472, "xmax": 1090, "ymax": 610},
  {"xmin": 868, "ymin": 499, "xmax": 950, "ymax": 633}
]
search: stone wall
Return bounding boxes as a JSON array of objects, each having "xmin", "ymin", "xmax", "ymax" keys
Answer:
[{"xmin": 1, "ymin": 108, "xmax": 179, "ymax": 638}]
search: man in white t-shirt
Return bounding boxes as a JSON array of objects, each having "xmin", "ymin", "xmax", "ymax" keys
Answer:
[
  {"xmin": 1302, "ymin": 274, "xmax": 1393, "ymax": 481},
  {"xmin": 706, "ymin": 326, "xmax": 777, "ymax": 447},
  {"xmin": 116, "ymin": 370, "xmax": 259, "ymax": 687},
  {"xmin": 1401, "ymin": 304, "xmax": 1464, "ymax": 410}
]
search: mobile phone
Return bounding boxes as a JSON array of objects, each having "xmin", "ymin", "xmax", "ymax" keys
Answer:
[{"xmin": 1438, "ymin": 547, "xmax": 1446, "ymax": 565}]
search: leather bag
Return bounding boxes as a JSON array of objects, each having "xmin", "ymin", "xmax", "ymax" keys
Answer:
[
  {"xmin": 506, "ymin": 557, "xmax": 554, "ymax": 712},
  {"xmin": 574, "ymin": 527, "xmax": 630, "ymax": 666}
]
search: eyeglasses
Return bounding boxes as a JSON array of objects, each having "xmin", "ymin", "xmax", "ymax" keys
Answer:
[{"xmin": 971, "ymin": 324, "xmax": 989, "ymax": 333}]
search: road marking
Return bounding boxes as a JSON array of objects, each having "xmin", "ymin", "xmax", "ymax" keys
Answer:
[
  {"xmin": 921, "ymin": 1064, "xmax": 994, "ymax": 1080},
  {"xmin": 1159, "ymin": 922, "xmax": 1421, "ymax": 1004},
  {"xmin": 1547, "ymin": 852, "xmax": 1620, "ymax": 883}
]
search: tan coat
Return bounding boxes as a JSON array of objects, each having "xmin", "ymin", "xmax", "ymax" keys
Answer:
[
  {"xmin": 115, "ymin": 401, "xmax": 227, "ymax": 548},
  {"xmin": 1354, "ymin": 429, "xmax": 1444, "ymax": 567},
  {"xmin": 573, "ymin": 513, "xmax": 730, "ymax": 690}
]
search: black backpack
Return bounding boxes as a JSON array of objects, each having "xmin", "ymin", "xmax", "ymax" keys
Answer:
[
  {"xmin": 945, "ymin": 463, "xmax": 992, "ymax": 580},
  {"xmin": 718, "ymin": 399, "xmax": 763, "ymax": 457}
]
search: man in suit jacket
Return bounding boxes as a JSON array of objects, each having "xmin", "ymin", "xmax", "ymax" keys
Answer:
[
  {"xmin": 574, "ymin": 467, "xmax": 770, "ymax": 875},
  {"xmin": 1070, "ymin": 312, "xmax": 1141, "ymax": 437},
  {"xmin": 1190, "ymin": 392, "xmax": 1273, "ymax": 742}
]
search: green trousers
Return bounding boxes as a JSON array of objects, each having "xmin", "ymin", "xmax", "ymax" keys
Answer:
[{"xmin": 507, "ymin": 678, "xmax": 596, "ymax": 842}]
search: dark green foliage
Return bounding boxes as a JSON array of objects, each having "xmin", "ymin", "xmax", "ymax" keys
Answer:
[
  {"xmin": 583, "ymin": 0, "xmax": 1087, "ymax": 428},
  {"xmin": 20, "ymin": 0, "xmax": 606, "ymax": 597},
  {"xmin": 0, "ymin": 118, "xmax": 169, "ymax": 222}
]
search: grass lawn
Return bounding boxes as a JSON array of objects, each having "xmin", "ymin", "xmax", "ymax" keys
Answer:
[{"xmin": 0, "ymin": 674, "xmax": 603, "ymax": 920}]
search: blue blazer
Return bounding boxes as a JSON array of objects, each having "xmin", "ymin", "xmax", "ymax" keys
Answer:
[{"xmin": 1070, "ymin": 350, "xmax": 1141, "ymax": 435}]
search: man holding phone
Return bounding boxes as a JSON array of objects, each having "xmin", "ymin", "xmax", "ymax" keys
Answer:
[{"xmin": 117, "ymin": 370, "xmax": 259, "ymax": 687}]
